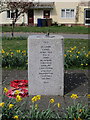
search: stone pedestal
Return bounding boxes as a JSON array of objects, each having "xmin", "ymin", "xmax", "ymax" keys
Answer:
[{"xmin": 28, "ymin": 35, "xmax": 64, "ymax": 96}]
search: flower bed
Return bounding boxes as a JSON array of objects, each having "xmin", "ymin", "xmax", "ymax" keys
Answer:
[
  {"xmin": 0, "ymin": 88, "xmax": 89, "ymax": 120},
  {"xmin": 1, "ymin": 46, "xmax": 89, "ymax": 69}
]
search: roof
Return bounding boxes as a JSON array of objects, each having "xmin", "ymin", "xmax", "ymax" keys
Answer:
[{"xmin": 31, "ymin": 2, "xmax": 54, "ymax": 9}]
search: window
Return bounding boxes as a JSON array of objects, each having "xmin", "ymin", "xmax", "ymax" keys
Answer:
[
  {"xmin": 61, "ymin": 9, "xmax": 75, "ymax": 18},
  {"xmin": 85, "ymin": 9, "xmax": 90, "ymax": 25},
  {"xmin": 7, "ymin": 10, "xmax": 18, "ymax": 19}
]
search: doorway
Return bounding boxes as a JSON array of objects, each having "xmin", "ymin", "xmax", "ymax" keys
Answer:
[{"xmin": 28, "ymin": 9, "xmax": 34, "ymax": 25}]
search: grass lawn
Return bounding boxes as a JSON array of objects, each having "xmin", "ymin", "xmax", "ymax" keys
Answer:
[
  {"xmin": 2, "ymin": 25, "xmax": 89, "ymax": 34},
  {"xmin": 2, "ymin": 37, "xmax": 88, "ymax": 52}
]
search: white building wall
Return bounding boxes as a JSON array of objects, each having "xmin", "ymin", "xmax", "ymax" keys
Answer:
[{"xmin": 34, "ymin": 9, "xmax": 43, "ymax": 25}]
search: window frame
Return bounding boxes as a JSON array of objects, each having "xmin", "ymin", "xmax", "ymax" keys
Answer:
[
  {"xmin": 61, "ymin": 8, "xmax": 75, "ymax": 19},
  {"xmin": 7, "ymin": 10, "xmax": 18, "ymax": 19}
]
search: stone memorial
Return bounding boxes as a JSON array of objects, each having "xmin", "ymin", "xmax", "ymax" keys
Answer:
[{"xmin": 28, "ymin": 34, "xmax": 64, "ymax": 96}]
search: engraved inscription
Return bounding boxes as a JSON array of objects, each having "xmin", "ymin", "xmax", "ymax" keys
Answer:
[{"xmin": 39, "ymin": 41, "xmax": 53, "ymax": 80}]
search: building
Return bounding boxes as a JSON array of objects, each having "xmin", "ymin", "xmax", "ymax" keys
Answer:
[{"xmin": 0, "ymin": 1, "xmax": 90, "ymax": 26}]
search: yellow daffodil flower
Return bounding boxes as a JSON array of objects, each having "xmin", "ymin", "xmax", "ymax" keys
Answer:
[
  {"xmin": 14, "ymin": 115, "xmax": 19, "ymax": 120},
  {"xmin": 71, "ymin": 48, "xmax": 74, "ymax": 50},
  {"xmin": 6, "ymin": 52, "xmax": 9, "ymax": 56},
  {"xmin": 78, "ymin": 51, "xmax": 80, "ymax": 54},
  {"xmin": 74, "ymin": 46, "xmax": 76, "ymax": 49},
  {"xmin": 0, "ymin": 102, "xmax": 5, "ymax": 108},
  {"xmin": 15, "ymin": 90, "xmax": 19, "ymax": 95},
  {"xmin": 71, "ymin": 94, "xmax": 78, "ymax": 99},
  {"xmin": 81, "ymin": 64, "xmax": 83, "ymax": 66},
  {"xmin": 17, "ymin": 50, "xmax": 19, "ymax": 53},
  {"xmin": 83, "ymin": 46, "xmax": 85, "ymax": 49},
  {"xmin": 79, "ymin": 109, "xmax": 82, "ymax": 112},
  {"xmin": 70, "ymin": 55, "xmax": 72, "ymax": 57},
  {"xmin": 57, "ymin": 103, "xmax": 60, "ymax": 108},
  {"xmin": 86, "ymin": 54, "xmax": 88, "ymax": 58},
  {"xmin": 78, "ymin": 117, "xmax": 82, "ymax": 120},
  {"xmin": 11, "ymin": 52, "xmax": 13, "ymax": 54},
  {"xmin": 9, "ymin": 104, "xmax": 14, "ymax": 109},
  {"xmin": 50, "ymin": 99, "xmax": 54, "ymax": 103},
  {"xmin": 77, "ymin": 56, "xmax": 79, "ymax": 58},
  {"xmin": 32, "ymin": 96, "xmax": 37, "ymax": 103},
  {"xmin": 4, "ymin": 87, "xmax": 8, "ymax": 93},
  {"xmin": 2, "ymin": 50, "xmax": 5, "ymax": 54},
  {"xmin": 11, "ymin": 55, "xmax": 13, "ymax": 57},
  {"xmin": 35, "ymin": 104, "xmax": 37, "ymax": 110},
  {"xmin": 16, "ymin": 95, "xmax": 22, "ymax": 102},
  {"xmin": 86, "ymin": 63, "xmax": 88, "ymax": 66},
  {"xmin": 64, "ymin": 54, "xmax": 66, "ymax": 57},
  {"xmin": 36, "ymin": 95, "xmax": 41, "ymax": 100}
]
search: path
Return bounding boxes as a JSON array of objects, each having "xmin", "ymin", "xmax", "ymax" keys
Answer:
[{"xmin": 0, "ymin": 32, "xmax": 89, "ymax": 39}]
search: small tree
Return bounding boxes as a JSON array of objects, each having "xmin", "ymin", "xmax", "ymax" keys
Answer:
[{"xmin": 0, "ymin": 1, "xmax": 33, "ymax": 37}]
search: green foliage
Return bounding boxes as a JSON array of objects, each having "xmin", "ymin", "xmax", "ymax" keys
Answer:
[
  {"xmin": 63, "ymin": 100, "xmax": 89, "ymax": 120},
  {"xmin": 0, "ymin": 91, "xmax": 89, "ymax": 120},
  {"xmin": 2, "ymin": 26, "xmax": 88, "ymax": 34},
  {"xmin": 1, "ymin": 93, "xmax": 25, "ymax": 120}
]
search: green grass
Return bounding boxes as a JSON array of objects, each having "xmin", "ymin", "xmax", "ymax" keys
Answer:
[
  {"xmin": 2, "ymin": 25, "xmax": 89, "ymax": 34},
  {"xmin": 2, "ymin": 37, "xmax": 89, "ymax": 70},
  {"xmin": 2, "ymin": 37, "xmax": 88, "ymax": 52}
]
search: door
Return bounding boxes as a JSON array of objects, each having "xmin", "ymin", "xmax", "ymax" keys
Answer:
[
  {"xmin": 44, "ymin": 10, "xmax": 50, "ymax": 18},
  {"xmin": 28, "ymin": 10, "xmax": 34, "ymax": 25},
  {"xmin": 85, "ymin": 9, "xmax": 90, "ymax": 26}
]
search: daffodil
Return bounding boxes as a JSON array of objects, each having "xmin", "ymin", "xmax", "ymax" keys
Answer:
[
  {"xmin": 35, "ymin": 104, "xmax": 37, "ymax": 110},
  {"xmin": 71, "ymin": 48, "xmax": 74, "ymax": 50},
  {"xmin": 81, "ymin": 64, "xmax": 83, "ymax": 66},
  {"xmin": 36, "ymin": 95, "xmax": 41, "ymax": 100},
  {"xmin": 15, "ymin": 90, "xmax": 19, "ymax": 95},
  {"xmin": 50, "ymin": 99, "xmax": 54, "ymax": 103},
  {"xmin": 9, "ymin": 104, "xmax": 14, "ymax": 109},
  {"xmin": 78, "ymin": 117, "xmax": 82, "ymax": 120},
  {"xmin": 4, "ymin": 87, "xmax": 8, "ymax": 93},
  {"xmin": 71, "ymin": 94, "xmax": 78, "ymax": 99},
  {"xmin": 0, "ymin": 102, "xmax": 5, "ymax": 108},
  {"xmin": 74, "ymin": 46, "xmax": 76, "ymax": 49},
  {"xmin": 16, "ymin": 95, "xmax": 22, "ymax": 102},
  {"xmin": 77, "ymin": 56, "xmax": 79, "ymax": 58},
  {"xmin": 79, "ymin": 109, "xmax": 82, "ymax": 112},
  {"xmin": 6, "ymin": 52, "xmax": 9, "ymax": 56},
  {"xmin": 86, "ymin": 54, "xmax": 88, "ymax": 57},
  {"xmin": 64, "ymin": 54, "xmax": 66, "ymax": 57},
  {"xmin": 57, "ymin": 103, "xmax": 60, "ymax": 108},
  {"xmin": 78, "ymin": 51, "xmax": 80, "ymax": 54},
  {"xmin": 14, "ymin": 115, "xmax": 19, "ymax": 120},
  {"xmin": 11, "ymin": 52, "xmax": 13, "ymax": 54},
  {"xmin": 32, "ymin": 96, "xmax": 37, "ymax": 103},
  {"xmin": 86, "ymin": 63, "xmax": 88, "ymax": 66}
]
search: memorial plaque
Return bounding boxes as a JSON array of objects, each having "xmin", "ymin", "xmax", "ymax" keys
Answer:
[{"xmin": 28, "ymin": 35, "xmax": 64, "ymax": 96}]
